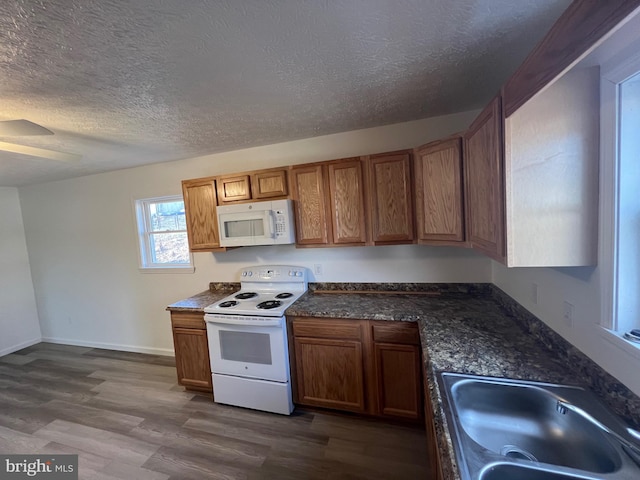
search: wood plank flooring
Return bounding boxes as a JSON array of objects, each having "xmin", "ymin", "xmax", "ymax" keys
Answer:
[{"xmin": 0, "ymin": 343, "xmax": 431, "ymax": 479}]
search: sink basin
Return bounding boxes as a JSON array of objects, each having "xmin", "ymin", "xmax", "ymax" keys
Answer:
[
  {"xmin": 451, "ymin": 378, "xmax": 618, "ymax": 473},
  {"xmin": 479, "ymin": 463, "xmax": 593, "ymax": 480},
  {"xmin": 439, "ymin": 373, "xmax": 640, "ymax": 480}
]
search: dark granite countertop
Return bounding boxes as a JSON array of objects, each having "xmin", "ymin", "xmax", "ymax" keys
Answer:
[
  {"xmin": 286, "ymin": 283, "xmax": 491, "ymax": 321},
  {"xmin": 165, "ymin": 283, "xmax": 239, "ymax": 312},
  {"xmin": 286, "ymin": 291, "xmax": 468, "ymax": 322}
]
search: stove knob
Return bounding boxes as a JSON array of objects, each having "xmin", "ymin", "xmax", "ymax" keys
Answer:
[
  {"xmin": 296, "ymin": 271, "xmax": 302, "ymax": 277},
  {"xmin": 248, "ymin": 271, "xmax": 253, "ymax": 276},
  {"xmin": 288, "ymin": 270, "xmax": 294, "ymax": 276},
  {"xmin": 242, "ymin": 272, "xmax": 247, "ymax": 277}
]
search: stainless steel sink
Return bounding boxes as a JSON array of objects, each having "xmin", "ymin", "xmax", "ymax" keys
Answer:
[
  {"xmin": 479, "ymin": 462, "xmax": 593, "ymax": 480},
  {"xmin": 439, "ymin": 373, "xmax": 640, "ymax": 480}
]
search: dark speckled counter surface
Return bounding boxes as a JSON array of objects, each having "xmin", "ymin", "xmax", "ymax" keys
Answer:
[
  {"xmin": 168, "ymin": 282, "xmax": 640, "ymax": 480},
  {"xmin": 165, "ymin": 283, "xmax": 239, "ymax": 312},
  {"xmin": 287, "ymin": 283, "xmax": 640, "ymax": 480}
]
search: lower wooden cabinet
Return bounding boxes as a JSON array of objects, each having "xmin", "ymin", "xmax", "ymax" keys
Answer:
[
  {"xmin": 374, "ymin": 342, "xmax": 422, "ymax": 420},
  {"xmin": 289, "ymin": 317, "xmax": 423, "ymax": 422},
  {"xmin": 170, "ymin": 312, "xmax": 213, "ymax": 393},
  {"xmin": 294, "ymin": 337, "xmax": 366, "ymax": 412},
  {"xmin": 372, "ymin": 321, "xmax": 423, "ymax": 421}
]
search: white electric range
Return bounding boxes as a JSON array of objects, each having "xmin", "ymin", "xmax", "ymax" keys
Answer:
[{"xmin": 203, "ymin": 265, "xmax": 307, "ymax": 415}]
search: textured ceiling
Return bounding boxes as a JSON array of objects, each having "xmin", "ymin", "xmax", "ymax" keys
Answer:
[{"xmin": 0, "ymin": 0, "xmax": 572, "ymax": 187}]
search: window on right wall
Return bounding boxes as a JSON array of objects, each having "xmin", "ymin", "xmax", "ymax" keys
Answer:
[{"xmin": 600, "ymin": 49, "xmax": 640, "ymax": 351}]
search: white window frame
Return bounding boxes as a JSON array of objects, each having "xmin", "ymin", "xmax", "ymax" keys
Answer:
[
  {"xmin": 134, "ymin": 195, "xmax": 194, "ymax": 273},
  {"xmin": 598, "ymin": 37, "xmax": 640, "ymax": 358}
]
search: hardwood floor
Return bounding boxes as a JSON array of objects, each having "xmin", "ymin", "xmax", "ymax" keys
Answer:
[{"xmin": 0, "ymin": 343, "xmax": 431, "ymax": 479}]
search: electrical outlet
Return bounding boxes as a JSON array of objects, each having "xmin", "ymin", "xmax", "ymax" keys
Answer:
[
  {"xmin": 531, "ymin": 283, "xmax": 539, "ymax": 305},
  {"xmin": 563, "ymin": 301, "xmax": 574, "ymax": 327},
  {"xmin": 314, "ymin": 264, "xmax": 323, "ymax": 276}
]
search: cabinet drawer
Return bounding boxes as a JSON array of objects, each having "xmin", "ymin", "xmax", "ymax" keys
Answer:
[
  {"xmin": 171, "ymin": 312, "xmax": 206, "ymax": 329},
  {"xmin": 292, "ymin": 318, "xmax": 362, "ymax": 340},
  {"xmin": 372, "ymin": 322, "xmax": 420, "ymax": 345}
]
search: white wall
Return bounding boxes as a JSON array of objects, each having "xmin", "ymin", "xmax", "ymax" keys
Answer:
[
  {"xmin": 19, "ymin": 111, "xmax": 490, "ymax": 355},
  {"xmin": 0, "ymin": 187, "xmax": 41, "ymax": 355},
  {"xmin": 492, "ymin": 263, "xmax": 640, "ymax": 396}
]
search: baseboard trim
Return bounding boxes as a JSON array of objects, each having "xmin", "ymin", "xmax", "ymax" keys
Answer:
[
  {"xmin": 0, "ymin": 337, "xmax": 42, "ymax": 357},
  {"xmin": 41, "ymin": 337, "xmax": 175, "ymax": 357}
]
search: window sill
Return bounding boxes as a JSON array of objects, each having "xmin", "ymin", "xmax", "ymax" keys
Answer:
[
  {"xmin": 138, "ymin": 266, "xmax": 195, "ymax": 274},
  {"xmin": 598, "ymin": 326, "xmax": 640, "ymax": 361}
]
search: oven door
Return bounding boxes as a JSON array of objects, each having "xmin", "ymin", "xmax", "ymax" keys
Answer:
[{"xmin": 204, "ymin": 314, "xmax": 289, "ymax": 382}]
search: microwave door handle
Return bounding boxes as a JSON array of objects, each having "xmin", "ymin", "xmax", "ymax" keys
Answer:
[{"xmin": 268, "ymin": 211, "xmax": 276, "ymax": 238}]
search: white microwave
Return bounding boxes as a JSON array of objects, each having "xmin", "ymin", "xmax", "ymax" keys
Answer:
[{"xmin": 217, "ymin": 199, "xmax": 295, "ymax": 247}]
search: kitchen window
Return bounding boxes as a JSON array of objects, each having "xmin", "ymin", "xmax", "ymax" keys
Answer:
[
  {"xmin": 134, "ymin": 196, "xmax": 194, "ymax": 273},
  {"xmin": 600, "ymin": 44, "xmax": 640, "ymax": 354}
]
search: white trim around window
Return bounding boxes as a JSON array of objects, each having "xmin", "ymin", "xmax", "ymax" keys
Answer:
[
  {"xmin": 599, "ymin": 34, "xmax": 640, "ymax": 349},
  {"xmin": 133, "ymin": 195, "xmax": 195, "ymax": 273}
]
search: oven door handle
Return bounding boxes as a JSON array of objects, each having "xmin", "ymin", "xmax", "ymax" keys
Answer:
[{"xmin": 205, "ymin": 315, "xmax": 282, "ymax": 327}]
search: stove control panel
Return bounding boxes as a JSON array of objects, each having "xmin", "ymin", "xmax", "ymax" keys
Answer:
[{"xmin": 239, "ymin": 265, "xmax": 307, "ymax": 282}]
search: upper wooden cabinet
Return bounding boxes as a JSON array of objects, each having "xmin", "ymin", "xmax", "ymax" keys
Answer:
[
  {"xmin": 367, "ymin": 151, "xmax": 415, "ymax": 244},
  {"xmin": 291, "ymin": 159, "xmax": 369, "ymax": 247},
  {"xmin": 414, "ymin": 137, "xmax": 465, "ymax": 245},
  {"xmin": 252, "ymin": 169, "xmax": 288, "ymax": 199},
  {"xmin": 216, "ymin": 168, "xmax": 289, "ymax": 205},
  {"xmin": 291, "ymin": 152, "xmax": 417, "ymax": 248},
  {"xmin": 216, "ymin": 174, "xmax": 251, "ymax": 204},
  {"xmin": 182, "ymin": 177, "xmax": 224, "ymax": 251},
  {"xmin": 327, "ymin": 159, "xmax": 368, "ymax": 245},
  {"xmin": 463, "ymin": 96, "xmax": 506, "ymax": 263},
  {"xmin": 290, "ymin": 164, "xmax": 332, "ymax": 245}
]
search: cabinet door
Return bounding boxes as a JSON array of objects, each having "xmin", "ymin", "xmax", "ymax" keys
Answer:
[
  {"xmin": 252, "ymin": 169, "xmax": 288, "ymax": 199},
  {"xmin": 216, "ymin": 174, "xmax": 251, "ymax": 204},
  {"xmin": 182, "ymin": 178, "xmax": 222, "ymax": 251},
  {"xmin": 294, "ymin": 337, "xmax": 365, "ymax": 412},
  {"xmin": 464, "ymin": 96, "xmax": 506, "ymax": 262},
  {"xmin": 368, "ymin": 152, "xmax": 414, "ymax": 244},
  {"xmin": 327, "ymin": 159, "xmax": 367, "ymax": 245},
  {"xmin": 172, "ymin": 327, "xmax": 212, "ymax": 392},
  {"xmin": 414, "ymin": 137, "xmax": 464, "ymax": 244},
  {"xmin": 290, "ymin": 165, "xmax": 331, "ymax": 245},
  {"xmin": 374, "ymin": 342, "xmax": 422, "ymax": 421}
]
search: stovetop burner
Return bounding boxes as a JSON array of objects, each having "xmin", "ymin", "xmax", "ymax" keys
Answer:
[
  {"xmin": 203, "ymin": 265, "xmax": 308, "ymax": 317},
  {"xmin": 235, "ymin": 292, "xmax": 258, "ymax": 300},
  {"xmin": 256, "ymin": 300, "xmax": 282, "ymax": 310},
  {"xmin": 219, "ymin": 300, "xmax": 238, "ymax": 308}
]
